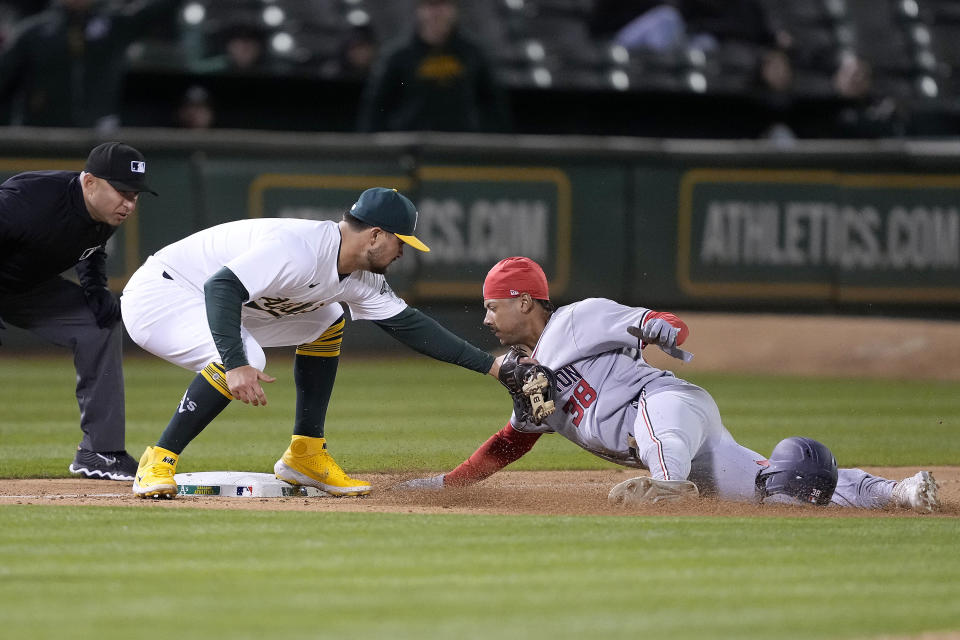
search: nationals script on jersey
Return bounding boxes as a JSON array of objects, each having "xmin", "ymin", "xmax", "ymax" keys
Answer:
[
  {"xmin": 519, "ymin": 298, "xmax": 698, "ymax": 466},
  {"xmin": 152, "ymin": 218, "xmax": 407, "ymax": 322}
]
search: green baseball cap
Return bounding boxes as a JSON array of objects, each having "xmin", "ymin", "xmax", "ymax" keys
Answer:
[{"xmin": 350, "ymin": 187, "xmax": 430, "ymax": 252}]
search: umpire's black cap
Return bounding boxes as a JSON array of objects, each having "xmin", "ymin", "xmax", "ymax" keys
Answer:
[{"xmin": 84, "ymin": 142, "xmax": 158, "ymax": 196}]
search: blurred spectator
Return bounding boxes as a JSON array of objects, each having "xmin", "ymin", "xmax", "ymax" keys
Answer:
[
  {"xmin": 0, "ymin": 4, "xmax": 18, "ymax": 48},
  {"xmin": 834, "ymin": 52, "xmax": 872, "ymax": 99},
  {"xmin": 320, "ymin": 25, "xmax": 377, "ymax": 81},
  {"xmin": 589, "ymin": 0, "xmax": 670, "ymax": 48},
  {"xmin": 190, "ymin": 20, "xmax": 269, "ymax": 74},
  {"xmin": 593, "ymin": 0, "xmax": 789, "ymax": 53},
  {"xmin": 0, "ymin": 1, "xmax": 33, "ymax": 122},
  {"xmin": 0, "ymin": 0, "xmax": 46, "ymax": 43},
  {"xmin": 223, "ymin": 22, "xmax": 264, "ymax": 70},
  {"xmin": 760, "ymin": 53, "xmax": 910, "ymax": 140},
  {"xmin": 830, "ymin": 53, "xmax": 908, "ymax": 138},
  {"xmin": 357, "ymin": 0, "xmax": 510, "ymax": 133},
  {"xmin": 760, "ymin": 47, "xmax": 792, "ymax": 94},
  {"xmin": 590, "ymin": 0, "xmax": 792, "ymax": 93},
  {"xmin": 679, "ymin": 0, "xmax": 790, "ymax": 52},
  {"xmin": 0, "ymin": 0, "xmax": 180, "ymax": 131},
  {"xmin": 175, "ymin": 84, "xmax": 214, "ymax": 129}
]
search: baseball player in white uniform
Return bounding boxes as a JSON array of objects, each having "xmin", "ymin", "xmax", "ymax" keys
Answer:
[
  {"xmin": 122, "ymin": 188, "xmax": 501, "ymax": 499},
  {"xmin": 398, "ymin": 257, "xmax": 940, "ymax": 513}
]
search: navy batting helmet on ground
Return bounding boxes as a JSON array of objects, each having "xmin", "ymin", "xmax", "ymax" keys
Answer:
[{"xmin": 756, "ymin": 437, "xmax": 838, "ymax": 506}]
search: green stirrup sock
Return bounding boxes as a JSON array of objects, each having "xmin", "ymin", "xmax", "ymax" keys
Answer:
[
  {"xmin": 292, "ymin": 353, "xmax": 339, "ymax": 438},
  {"xmin": 157, "ymin": 368, "xmax": 232, "ymax": 454}
]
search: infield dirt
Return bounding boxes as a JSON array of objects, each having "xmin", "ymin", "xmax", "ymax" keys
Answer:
[
  {"xmin": 1, "ymin": 467, "xmax": 956, "ymax": 517},
  {"xmin": 2, "ymin": 313, "xmax": 958, "ymax": 517}
]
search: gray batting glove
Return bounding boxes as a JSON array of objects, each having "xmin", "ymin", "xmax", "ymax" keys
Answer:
[
  {"xmin": 627, "ymin": 322, "xmax": 694, "ymax": 362},
  {"xmin": 392, "ymin": 474, "xmax": 445, "ymax": 491},
  {"xmin": 641, "ymin": 317, "xmax": 678, "ymax": 349}
]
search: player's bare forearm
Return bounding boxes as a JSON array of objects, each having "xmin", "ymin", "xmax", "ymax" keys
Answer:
[
  {"xmin": 225, "ymin": 365, "xmax": 276, "ymax": 406},
  {"xmin": 487, "ymin": 354, "xmax": 503, "ymax": 378},
  {"xmin": 486, "ymin": 351, "xmax": 540, "ymax": 378},
  {"xmin": 487, "ymin": 349, "xmax": 540, "ymax": 378}
]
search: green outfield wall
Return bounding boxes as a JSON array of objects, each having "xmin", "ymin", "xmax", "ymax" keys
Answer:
[{"xmin": 3, "ymin": 128, "xmax": 960, "ymax": 316}]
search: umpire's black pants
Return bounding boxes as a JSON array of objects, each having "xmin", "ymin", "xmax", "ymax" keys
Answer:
[{"xmin": 0, "ymin": 276, "xmax": 125, "ymax": 452}]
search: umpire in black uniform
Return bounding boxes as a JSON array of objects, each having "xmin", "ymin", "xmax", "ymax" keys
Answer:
[{"xmin": 0, "ymin": 142, "xmax": 156, "ymax": 480}]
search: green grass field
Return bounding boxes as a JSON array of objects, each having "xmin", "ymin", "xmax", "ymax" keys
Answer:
[{"xmin": 2, "ymin": 354, "xmax": 959, "ymax": 639}]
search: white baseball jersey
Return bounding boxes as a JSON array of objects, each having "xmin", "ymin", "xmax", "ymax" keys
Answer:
[
  {"xmin": 512, "ymin": 298, "xmax": 698, "ymax": 466},
  {"xmin": 153, "ymin": 218, "xmax": 406, "ymax": 323},
  {"xmin": 122, "ymin": 219, "xmax": 406, "ymax": 372}
]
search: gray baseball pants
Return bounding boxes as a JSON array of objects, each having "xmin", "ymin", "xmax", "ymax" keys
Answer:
[{"xmin": 0, "ymin": 276, "xmax": 126, "ymax": 452}]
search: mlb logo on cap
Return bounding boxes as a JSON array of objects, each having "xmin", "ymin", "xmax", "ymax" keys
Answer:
[{"xmin": 84, "ymin": 141, "xmax": 158, "ymax": 195}]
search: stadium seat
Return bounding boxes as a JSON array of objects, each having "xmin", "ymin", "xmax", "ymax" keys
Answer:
[
  {"xmin": 927, "ymin": 0, "xmax": 960, "ymax": 23},
  {"xmin": 764, "ymin": 0, "xmax": 829, "ymax": 26},
  {"xmin": 518, "ymin": 14, "xmax": 605, "ymax": 68}
]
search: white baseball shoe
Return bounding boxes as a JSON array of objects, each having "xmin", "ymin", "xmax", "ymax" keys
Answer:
[
  {"xmin": 608, "ymin": 476, "xmax": 699, "ymax": 506},
  {"xmin": 891, "ymin": 471, "xmax": 940, "ymax": 513}
]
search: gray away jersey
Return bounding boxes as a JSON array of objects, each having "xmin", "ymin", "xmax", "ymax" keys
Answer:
[{"xmin": 516, "ymin": 298, "xmax": 698, "ymax": 466}]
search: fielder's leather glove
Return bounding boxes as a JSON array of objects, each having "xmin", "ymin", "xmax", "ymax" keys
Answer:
[{"xmin": 497, "ymin": 345, "xmax": 557, "ymax": 425}]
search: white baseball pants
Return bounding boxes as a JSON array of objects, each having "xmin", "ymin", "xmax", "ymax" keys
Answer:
[{"xmin": 121, "ymin": 256, "xmax": 344, "ymax": 373}]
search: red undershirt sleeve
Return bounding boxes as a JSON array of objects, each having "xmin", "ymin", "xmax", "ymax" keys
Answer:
[{"xmin": 443, "ymin": 423, "xmax": 542, "ymax": 487}]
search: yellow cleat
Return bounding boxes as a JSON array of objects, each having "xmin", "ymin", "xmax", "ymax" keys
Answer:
[
  {"xmin": 132, "ymin": 446, "xmax": 179, "ymax": 499},
  {"xmin": 274, "ymin": 435, "xmax": 371, "ymax": 497}
]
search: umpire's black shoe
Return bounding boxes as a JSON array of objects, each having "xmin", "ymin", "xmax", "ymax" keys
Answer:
[{"xmin": 69, "ymin": 448, "xmax": 138, "ymax": 481}]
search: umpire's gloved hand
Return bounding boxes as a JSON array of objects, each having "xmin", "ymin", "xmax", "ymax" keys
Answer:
[{"xmin": 84, "ymin": 287, "xmax": 122, "ymax": 329}]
